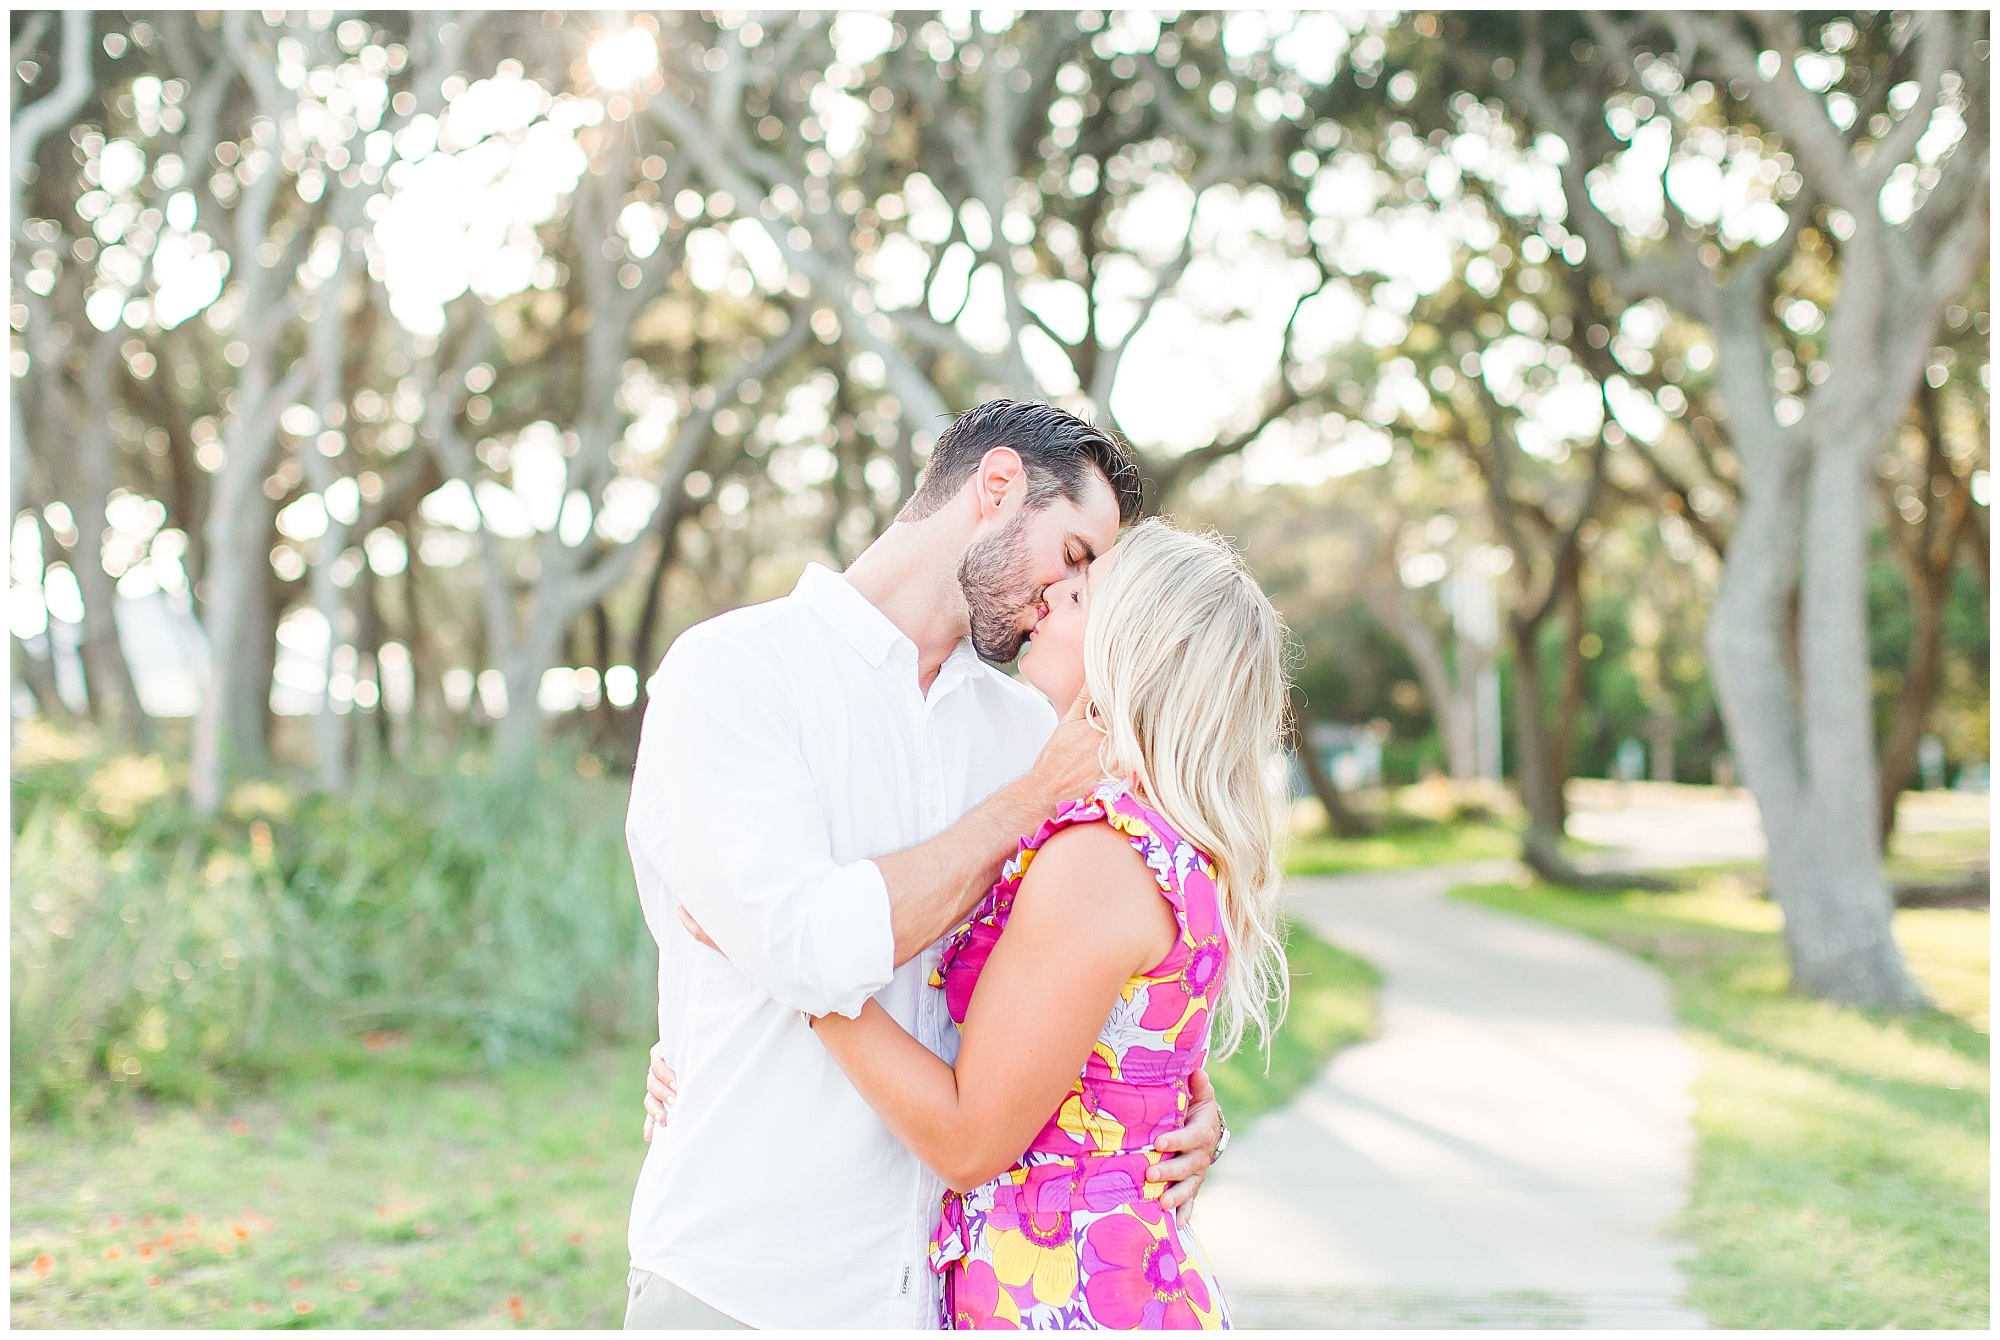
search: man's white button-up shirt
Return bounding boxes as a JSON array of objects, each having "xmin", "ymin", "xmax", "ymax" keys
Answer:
[{"xmin": 625, "ymin": 563, "xmax": 1056, "ymax": 1329}]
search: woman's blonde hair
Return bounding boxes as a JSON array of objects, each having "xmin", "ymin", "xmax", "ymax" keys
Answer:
[{"xmin": 1084, "ymin": 517, "xmax": 1290, "ymax": 1061}]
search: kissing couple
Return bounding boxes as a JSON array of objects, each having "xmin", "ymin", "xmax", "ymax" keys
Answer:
[{"xmin": 623, "ymin": 399, "xmax": 1290, "ymax": 1330}]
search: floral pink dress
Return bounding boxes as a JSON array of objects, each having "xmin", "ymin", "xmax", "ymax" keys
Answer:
[{"xmin": 927, "ymin": 778, "xmax": 1232, "ymax": 1330}]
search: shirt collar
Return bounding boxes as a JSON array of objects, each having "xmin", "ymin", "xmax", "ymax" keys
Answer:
[
  {"xmin": 794, "ymin": 562, "xmax": 912, "ymax": 668},
  {"xmin": 930, "ymin": 636, "xmax": 987, "ymax": 697},
  {"xmin": 794, "ymin": 563, "xmax": 991, "ymax": 688}
]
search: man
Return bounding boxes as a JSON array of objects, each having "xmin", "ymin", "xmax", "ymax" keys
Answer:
[{"xmin": 622, "ymin": 400, "xmax": 1226, "ymax": 1329}]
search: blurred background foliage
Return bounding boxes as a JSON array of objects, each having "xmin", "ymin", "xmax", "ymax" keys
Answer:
[
  {"xmin": 8, "ymin": 6, "xmax": 1988, "ymax": 1090},
  {"xmin": 12, "ymin": 721, "xmax": 648, "ymax": 1118}
]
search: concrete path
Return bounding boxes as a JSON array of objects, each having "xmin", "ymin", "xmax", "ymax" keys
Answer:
[
  {"xmin": 1195, "ymin": 861, "xmax": 1705, "ymax": 1329},
  {"xmin": 1562, "ymin": 779, "xmax": 1990, "ymax": 871}
]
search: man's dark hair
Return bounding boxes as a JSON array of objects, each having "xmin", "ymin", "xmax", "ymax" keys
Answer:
[{"xmin": 898, "ymin": 399, "xmax": 1144, "ymax": 526}]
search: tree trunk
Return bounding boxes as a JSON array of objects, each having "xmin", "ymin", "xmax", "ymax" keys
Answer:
[
  {"xmin": 1788, "ymin": 432, "xmax": 1930, "ymax": 1008},
  {"xmin": 355, "ymin": 560, "xmax": 389, "ymax": 760},
  {"xmin": 1508, "ymin": 614, "xmax": 1564, "ymax": 841},
  {"xmin": 1545, "ymin": 576, "xmax": 1589, "ymax": 832},
  {"xmin": 303, "ymin": 553, "xmax": 349, "ymax": 789},
  {"xmin": 1286, "ymin": 690, "xmax": 1372, "ymax": 838},
  {"xmin": 189, "ymin": 374, "xmax": 301, "ymax": 813},
  {"xmin": 496, "ymin": 620, "xmax": 564, "ymax": 767},
  {"xmin": 1707, "ymin": 382, "xmax": 1928, "ymax": 1010},
  {"xmin": 1876, "ymin": 383, "xmax": 1977, "ymax": 847},
  {"xmin": 1362, "ymin": 577, "xmax": 1479, "ymax": 781},
  {"xmin": 1876, "ymin": 556, "xmax": 1951, "ymax": 846},
  {"xmin": 61, "ymin": 335, "xmax": 148, "ymax": 750},
  {"xmin": 588, "ymin": 600, "xmax": 614, "ymax": 746},
  {"xmin": 13, "ymin": 634, "xmax": 69, "ymax": 725},
  {"xmin": 1513, "ymin": 596, "xmax": 1671, "ymax": 890},
  {"xmin": 402, "ymin": 552, "xmax": 435, "ymax": 755}
]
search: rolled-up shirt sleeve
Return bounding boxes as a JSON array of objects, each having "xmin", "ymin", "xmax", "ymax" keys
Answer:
[{"xmin": 627, "ymin": 626, "xmax": 895, "ymax": 1019}]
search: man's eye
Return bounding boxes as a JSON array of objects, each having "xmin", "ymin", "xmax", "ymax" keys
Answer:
[{"xmin": 1070, "ymin": 591, "xmax": 1081, "ymax": 604}]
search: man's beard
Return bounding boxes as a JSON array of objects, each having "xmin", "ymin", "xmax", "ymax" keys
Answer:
[{"xmin": 958, "ymin": 509, "xmax": 1040, "ymax": 663}]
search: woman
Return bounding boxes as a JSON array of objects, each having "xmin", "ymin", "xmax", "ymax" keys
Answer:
[{"xmin": 808, "ymin": 518, "xmax": 1291, "ymax": 1330}]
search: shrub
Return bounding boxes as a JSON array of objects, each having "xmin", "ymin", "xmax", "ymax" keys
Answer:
[{"xmin": 11, "ymin": 733, "xmax": 652, "ymax": 1118}]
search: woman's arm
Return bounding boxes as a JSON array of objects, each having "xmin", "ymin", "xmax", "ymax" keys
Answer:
[{"xmin": 811, "ymin": 822, "xmax": 1178, "ymax": 1192}]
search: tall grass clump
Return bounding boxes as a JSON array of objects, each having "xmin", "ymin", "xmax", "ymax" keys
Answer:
[{"xmin": 11, "ymin": 726, "xmax": 653, "ymax": 1118}]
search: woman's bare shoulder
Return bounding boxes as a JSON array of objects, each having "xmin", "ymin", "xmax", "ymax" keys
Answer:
[{"xmin": 1011, "ymin": 817, "xmax": 1172, "ymax": 952}]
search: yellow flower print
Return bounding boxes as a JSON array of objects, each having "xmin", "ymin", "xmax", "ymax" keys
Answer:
[
  {"xmin": 1054, "ymin": 1090, "xmax": 1128, "ymax": 1153},
  {"xmin": 989, "ymin": 1223, "xmax": 1079, "ymax": 1307}
]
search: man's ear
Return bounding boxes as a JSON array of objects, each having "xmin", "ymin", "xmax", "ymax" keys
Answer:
[{"xmin": 970, "ymin": 446, "xmax": 1026, "ymax": 519}]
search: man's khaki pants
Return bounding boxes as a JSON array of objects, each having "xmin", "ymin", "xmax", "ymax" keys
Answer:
[{"xmin": 623, "ymin": 1268, "xmax": 752, "ymax": 1330}]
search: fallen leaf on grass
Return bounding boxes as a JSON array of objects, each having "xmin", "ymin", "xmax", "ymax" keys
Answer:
[
  {"xmin": 228, "ymin": 1119, "xmax": 248, "ymax": 1136},
  {"xmin": 508, "ymin": 1297, "xmax": 525, "ymax": 1321},
  {"xmin": 294, "ymin": 1301, "xmax": 313, "ymax": 1314},
  {"xmin": 31, "ymin": 1254, "xmax": 54, "ymax": 1278}
]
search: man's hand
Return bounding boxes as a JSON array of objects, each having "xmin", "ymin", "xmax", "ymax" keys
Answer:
[
  {"xmin": 640, "ymin": 1040, "xmax": 678, "ymax": 1143},
  {"xmin": 1029, "ymin": 690, "xmax": 1106, "ymax": 808},
  {"xmin": 1148, "ymin": 1068, "xmax": 1224, "ymax": 1227}
]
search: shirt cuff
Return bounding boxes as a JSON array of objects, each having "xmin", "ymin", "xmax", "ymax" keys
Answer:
[{"xmin": 817, "ymin": 858, "xmax": 896, "ymax": 1019}]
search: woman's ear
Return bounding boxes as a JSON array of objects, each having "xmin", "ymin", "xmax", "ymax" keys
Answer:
[{"xmin": 972, "ymin": 446, "xmax": 1026, "ymax": 518}]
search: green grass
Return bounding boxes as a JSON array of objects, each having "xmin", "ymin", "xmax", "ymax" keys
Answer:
[
  {"xmin": 10, "ymin": 929, "xmax": 1382, "ymax": 1328},
  {"xmin": 9, "ymin": 1042, "xmax": 652, "ymax": 1328},
  {"xmin": 7, "ymin": 724, "xmax": 1387, "ymax": 1325},
  {"xmin": 1208, "ymin": 925, "xmax": 1381, "ymax": 1123},
  {"xmin": 1454, "ymin": 876, "xmax": 1989, "ymax": 1329},
  {"xmin": 1885, "ymin": 822, "xmax": 1991, "ymax": 887},
  {"xmin": 1283, "ymin": 817, "xmax": 1517, "ymax": 877}
]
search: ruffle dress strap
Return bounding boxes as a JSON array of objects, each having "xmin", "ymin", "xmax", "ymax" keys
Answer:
[{"xmin": 1097, "ymin": 784, "xmax": 1201, "ymax": 938}]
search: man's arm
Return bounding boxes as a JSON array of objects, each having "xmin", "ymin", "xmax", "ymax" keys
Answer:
[
  {"xmin": 871, "ymin": 703, "xmax": 1100, "ymax": 963},
  {"xmin": 632, "ymin": 633, "xmax": 1105, "ymax": 1016}
]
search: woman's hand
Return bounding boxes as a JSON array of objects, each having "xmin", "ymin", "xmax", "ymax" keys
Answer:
[{"xmin": 641, "ymin": 1040, "xmax": 677, "ymax": 1143}]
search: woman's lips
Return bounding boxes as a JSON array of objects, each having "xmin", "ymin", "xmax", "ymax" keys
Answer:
[{"xmin": 1019, "ymin": 601, "xmax": 1049, "ymax": 652}]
